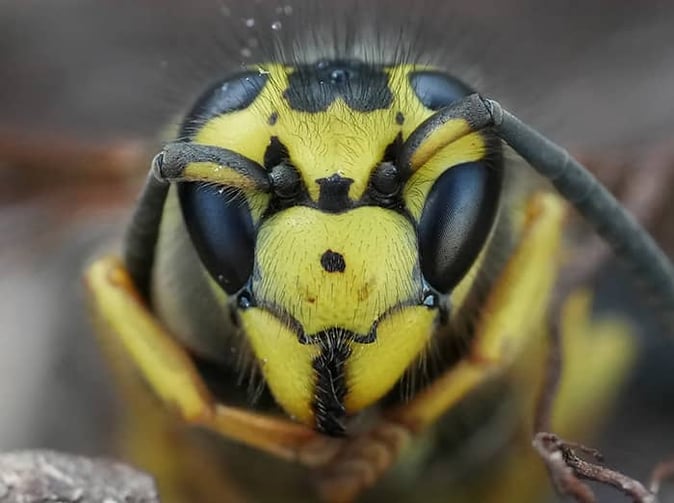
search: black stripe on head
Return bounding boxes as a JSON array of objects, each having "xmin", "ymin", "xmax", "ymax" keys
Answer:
[
  {"xmin": 283, "ymin": 59, "xmax": 393, "ymax": 113},
  {"xmin": 311, "ymin": 329, "xmax": 352, "ymax": 436}
]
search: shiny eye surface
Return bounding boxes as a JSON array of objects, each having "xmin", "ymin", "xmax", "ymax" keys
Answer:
[
  {"xmin": 179, "ymin": 70, "xmax": 268, "ymax": 138},
  {"xmin": 178, "ymin": 183, "xmax": 255, "ymax": 295},
  {"xmin": 409, "ymin": 70, "xmax": 473, "ymax": 110},
  {"xmin": 175, "ymin": 70, "xmax": 269, "ymax": 293},
  {"xmin": 418, "ymin": 161, "xmax": 502, "ymax": 293}
]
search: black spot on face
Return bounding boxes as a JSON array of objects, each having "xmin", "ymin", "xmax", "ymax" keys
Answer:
[
  {"xmin": 268, "ymin": 111, "xmax": 278, "ymax": 125},
  {"xmin": 321, "ymin": 250, "xmax": 346, "ymax": 273},
  {"xmin": 395, "ymin": 111, "xmax": 405, "ymax": 125}
]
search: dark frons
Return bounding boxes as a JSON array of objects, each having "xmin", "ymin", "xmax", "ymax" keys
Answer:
[{"xmin": 283, "ymin": 60, "xmax": 393, "ymax": 113}]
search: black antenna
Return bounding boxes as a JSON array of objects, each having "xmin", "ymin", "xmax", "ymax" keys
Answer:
[
  {"xmin": 153, "ymin": 142, "xmax": 271, "ymax": 191},
  {"xmin": 402, "ymin": 94, "xmax": 674, "ymax": 323},
  {"xmin": 125, "ymin": 142, "xmax": 271, "ymax": 299},
  {"xmin": 124, "ymin": 173, "xmax": 170, "ymax": 300},
  {"xmin": 485, "ymin": 98, "xmax": 673, "ymax": 320}
]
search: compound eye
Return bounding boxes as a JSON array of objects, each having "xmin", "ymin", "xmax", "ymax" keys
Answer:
[
  {"xmin": 178, "ymin": 183, "xmax": 255, "ymax": 294},
  {"xmin": 179, "ymin": 70, "xmax": 268, "ymax": 139},
  {"xmin": 409, "ymin": 70, "xmax": 473, "ymax": 110},
  {"xmin": 418, "ymin": 161, "xmax": 502, "ymax": 293}
]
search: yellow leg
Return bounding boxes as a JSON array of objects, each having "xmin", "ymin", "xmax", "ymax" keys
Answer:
[
  {"xmin": 116, "ymin": 361, "xmax": 251, "ymax": 503},
  {"xmin": 84, "ymin": 256, "xmax": 333, "ymax": 465}
]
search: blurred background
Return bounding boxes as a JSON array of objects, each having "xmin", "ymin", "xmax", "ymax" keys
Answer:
[{"xmin": 0, "ymin": 0, "xmax": 673, "ymax": 501}]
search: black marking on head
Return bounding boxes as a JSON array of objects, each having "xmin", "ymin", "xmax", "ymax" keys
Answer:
[
  {"xmin": 268, "ymin": 111, "xmax": 278, "ymax": 125},
  {"xmin": 264, "ymin": 136, "xmax": 289, "ymax": 170},
  {"xmin": 180, "ymin": 71, "xmax": 268, "ymax": 139},
  {"xmin": 316, "ymin": 174, "xmax": 354, "ymax": 212},
  {"xmin": 408, "ymin": 70, "xmax": 473, "ymax": 111},
  {"xmin": 320, "ymin": 250, "xmax": 346, "ymax": 273},
  {"xmin": 396, "ymin": 111, "xmax": 405, "ymax": 125},
  {"xmin": 312, "ymin": 329, "xmax": 352, "ymax": 436},
  {"xmin": 283, "ymin": 60, "xmax": 393, "ymax": 113},
  {"xmin": 383, "ymin": 132, "xmax": 403, "ymax": 163}
]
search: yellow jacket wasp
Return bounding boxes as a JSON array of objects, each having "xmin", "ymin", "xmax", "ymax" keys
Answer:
[
  {"xmin": 82, "ymin": 49, "xmax": 673, "ymax": 502},
  {"xmin": 0, "ymin": 0, "xmax": 636, "ymax": 500}
]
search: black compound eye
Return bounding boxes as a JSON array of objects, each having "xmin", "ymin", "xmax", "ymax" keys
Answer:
[
  {"xmin": 179, "ymin": 70, "xmax": 268, "ymax": 139},
  {"xmin": 409, "ymin": 71, "xmax": 473, "ymax": 111},
  {"xmin": 418, "ymin": 161, "xmax": 502, "ymax": 293},
  {"xmin": 178, "ymin": 183, "xmax": 255, "ymax": 295}
]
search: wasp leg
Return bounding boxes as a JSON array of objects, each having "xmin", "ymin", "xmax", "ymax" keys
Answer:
[
  {"xmin": 315, "ymin": 192, "xmax": 567, "ymax": 503},
  {"xmin": 84, "ymin": 256, "xmax": 336, "ymax": 465}
]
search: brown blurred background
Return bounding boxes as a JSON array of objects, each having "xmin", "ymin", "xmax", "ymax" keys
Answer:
[{"xmin": 0, "ymin": 1, "xmax": 673, "ymax": 501}]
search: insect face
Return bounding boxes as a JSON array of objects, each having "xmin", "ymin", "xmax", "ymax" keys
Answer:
[{"xmin": 173, "ymin": 60, "xmax": 503, "ymax": 435}]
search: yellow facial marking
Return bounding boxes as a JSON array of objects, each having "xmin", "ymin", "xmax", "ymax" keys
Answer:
[
  {"xmin": 190, "ymin": 64, "xmax": 453, "ymax": 207},
  {"xmin": 239, "ymin": 308, "xmax": 320, "ymax": 424},
  {"xmin": 403, "ymin": 132, "xmax": 488, "ymax": 220},
  {"xmin": 345, "ymin": 306, "xmax": 437, "ymax": 412},
  {"xmin": 188, "ymin": 63, "xmax": 490, "ymax": 227},
  {"xmin": 408, "ymin": 118, "xmax": 477, "ymax": 169},
  {"xmin": 240, "ymin": 205, "xmax": 439, "ymax": 427},
  {"xmin": 182, "ymin": 62, "xmax": 500, "ymax": 429},
  {"xmin": 253, "ymin": 206, "xmax": 420, "ymax": 335}
]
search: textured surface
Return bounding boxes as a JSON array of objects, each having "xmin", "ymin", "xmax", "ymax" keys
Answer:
[
  {"xmin": 0, "ymin": 451, "xmax": 159, "ymax": 503},
  {"xmin": 0, "ymin": 1, "xmax": 673, "ymax": 502}
]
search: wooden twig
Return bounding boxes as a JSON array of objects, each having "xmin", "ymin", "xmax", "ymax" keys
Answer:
[
  {"xmin": 533, "ymin": 273, "xmax": 669, "ymax": 503},
  {"xmin": 649, "ymin": 457, "xmax": 674, "ymax": 496}
]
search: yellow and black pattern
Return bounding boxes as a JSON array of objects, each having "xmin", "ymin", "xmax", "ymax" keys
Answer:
[
  {"xmin": 78, "ymin": 4, "xmax": 660, "ymax": 501},
  {"xmin": 155, "ymin": 61, "xmax": 504, "ymax": 434}
]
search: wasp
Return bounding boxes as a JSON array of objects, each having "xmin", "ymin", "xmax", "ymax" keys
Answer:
[{"xmin": 30, "ymin": 3, "xmax": 667, "ymax": 503}]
